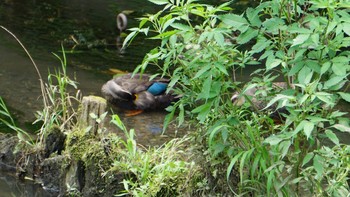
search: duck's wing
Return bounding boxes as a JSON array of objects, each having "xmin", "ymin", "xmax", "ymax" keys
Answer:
[{"xmin": 101, "ymin": 80, "xmax": 133, "ymax": 101}]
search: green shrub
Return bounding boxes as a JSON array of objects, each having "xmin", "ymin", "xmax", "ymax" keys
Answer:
[{"xmin": 124, "ymin": 0, "xmax": 350, "ymax": 195}]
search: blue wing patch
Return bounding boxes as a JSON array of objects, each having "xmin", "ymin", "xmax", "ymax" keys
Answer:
[{"xmin": 147, "ymin": 82, "xmax": 168, "ymax": 95}]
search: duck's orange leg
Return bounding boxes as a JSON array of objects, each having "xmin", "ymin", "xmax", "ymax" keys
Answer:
[{"xmin": 125, "ymin": 109, "xmax": 144, "ymax": 117}]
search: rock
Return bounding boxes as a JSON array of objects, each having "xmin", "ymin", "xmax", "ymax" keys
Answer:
[
  {"xmin": 0, "ymin": 133, "xmax": 19, "ymax": 171},
  {"xmin": 44, "ymin": 127, "xmax": 66, "ymax": 158},
  {"xmin": 41, "ymin": 155, "xmax": 66, "ymax": 194}
]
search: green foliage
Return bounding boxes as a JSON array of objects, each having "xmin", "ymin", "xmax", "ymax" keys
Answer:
[
  {"xmin": 0, "ymin": 97, "xmax": 34, "ymax": 145},
  {"xmin": 125, "ymin": 0, "xmax": 350, "ymax": 195},
  {"xmin": 109, "ymin": 114, "xmax": 203, "ymax": 196},
  {"xmin": 34, "ymin": 45, "xmax": 81, "ymax": 143}
]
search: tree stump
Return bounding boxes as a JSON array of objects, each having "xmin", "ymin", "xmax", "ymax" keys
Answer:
[{"xmin": 79, "ymin": 96, "xmax": 107, "ymax": 136}]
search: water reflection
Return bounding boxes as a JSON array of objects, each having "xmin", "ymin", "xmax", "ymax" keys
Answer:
[{"xmin": 0, "ymin": 170, "xmax": 58, "ymax": 197}]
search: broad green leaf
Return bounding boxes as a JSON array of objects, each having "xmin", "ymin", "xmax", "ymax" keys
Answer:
[
  {"xmin": 246, "ymin": 7, "xmax": 262, "ymax": 27},
  {"xmin": 298, "ymin": 66, "xmax": 312, "ymax": 85},
  {"xmin": 214, "ymin": 32, "xmax": 225, "ymax": 46},
  {"xmin": 338, "ymin": 92, "xmax": 350, "ymax": 102},
  {"xmin": 332, "ymin": 62, "xmax": 348, "ymax": 76},
  {"xmin": 288, "ymin": 62, "xmax": 304, "ymax": 76},
  {"xmin": 170, "ymin": 23, "xmax": 192, "ymax": 31},
  {"xmin": 320, "ymin": 61, "xmax": 331, "ymax": 75},
  {"xmin": 325, "ymin": 129, "xmax": 339, "ymax": 146},
  {"xmin": 343, "ymin": 22, "xmax": 350, "ymax": 36},
  {"xmin": 333, "ymin": 124, "xmax": 350, "ymax": 133},
  {"xmin": 303, "ymin": 121, "xmax": 314, "ymax": 139},
  {"xmin": 324, "ymin": 76, "xmax": 345, "ymax": 88},
  {"xmin": 266, "ymin": 56, "xmax": 282, "ymax": 71},
  {"xmin": 237, "ymin": 28, "xmax": 258, "ymax": 44},
  {"xmin": 251, "ymin": 38, "xmax": 272, "ymax": 54},
  {"xmin": 315, "ymin": 92, "xmax": 334, "ymax": 105},
  {"xmin": 262, "ymin": 17, "xmax": 284, "ymax": 34},
  {"xmin": 218, "ymin": 13, "xmax": 248, "ymax": 30},
  {"xmin": 291, "ymin": 34, "xmax": 310, "ymax": 47}
]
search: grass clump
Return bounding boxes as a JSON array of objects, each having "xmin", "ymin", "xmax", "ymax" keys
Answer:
[{"xmin": 107, "ymin": 114, "xmax": 204, "ymax": 197}]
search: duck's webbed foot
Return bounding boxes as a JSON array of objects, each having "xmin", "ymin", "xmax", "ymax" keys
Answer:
[{"xmin": 124, "ymin": 109, "xmax": 144, "ymax": 117}]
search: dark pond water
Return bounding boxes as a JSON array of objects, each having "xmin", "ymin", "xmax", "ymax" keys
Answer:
[
  {"xmin": 0, "ymin": 1, "xmax": 189, "ymax": 196},
  {"xmin": 0, "ymin": 0, "xmax": 185, "ymax": 143}
]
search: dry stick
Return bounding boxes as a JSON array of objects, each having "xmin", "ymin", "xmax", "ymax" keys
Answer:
[{"xmin": 0, "ymin": 26, "xmax": 48, "ymax": 108}]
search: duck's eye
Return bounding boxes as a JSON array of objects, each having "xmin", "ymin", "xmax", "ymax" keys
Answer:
[{"xmin": 132, "ymin": 94, "xmax": 138, "ymax": 100}]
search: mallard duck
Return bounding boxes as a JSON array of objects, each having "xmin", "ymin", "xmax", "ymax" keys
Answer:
[{"xmin": 101, "ymin": 73, "xmax": 178, "ymax": 116}]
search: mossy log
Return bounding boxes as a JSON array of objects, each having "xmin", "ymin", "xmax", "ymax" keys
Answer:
[{"xmin": 79, "ymin": 96, "xmax": 107, "ymax": 136}]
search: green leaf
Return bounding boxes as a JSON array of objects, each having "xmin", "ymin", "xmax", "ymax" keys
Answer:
[
  {"xmin": 208, "ymin": 125, "xmax": 228, "ymax": 148},
  {"xmin": 262, "ymin": 18, "xmax": 284, "ymax": 34},
  {"xmin": 214, "ymin": 32, "xmax": 225, "ymax": 46},
  {"xmin": 227, "ymin": 151, "xmax": 244, "ymax": 189},
  {"xmin": 171, "ymin": 23, "xmax": 192, "ymax": 31},
  {"xmin": 303, "ymin": 121, "xmax": 314, "ymax": 139},
  {"xmin": 343, "ymin": 22, "xmax": 350, "ymax": 36},
  {"xmin": 218, "ymin": 13, "xmax": 249, "ymax": 31},
  {"xmin": 291, "ymin": 34, "xmax": 310, "ymax": 47},
  {"xmin": 148, "ymin": 0, "xmax": 169, "ymax": 5},
  {"xmin": 215, "ymin": 62, "xmax": 229, "ymax": 76},
  {"xmin": 198, "ymin": 77, "xmax": 212, "ymax": 100},
  {"xmin": 237, "ymin": 28, "xmax": 258, "ymax": 44},
  {"xmin": 194, "ymin": 65, "xmax": 211, "ymax": 79},
  {"xmin": 111, "ymin": 114, "xmax": 127, "ymax": 132},
  {"xmin": 123, "ymin": 30, "xmax": 138, "ymax": 48},
  {"xmin": 338, "ymin": 92, "xmax": 350, "ymax": 103},
  {"xmin": 333, "ymin": 124, "xmax": 350, "ymax": 133},
  {"xmin": 163, "ymin": 106, "xmax": 175, "ymax": 133},
  {"xmin": 264, "ymin": 135, "xmax": 283, "ymax": 145},
  {"xmin": 251, "ymin": 38, "xmax": 272, "ymax": 54},
  {"xmin": 298, "ymin": 66, "xmax": 312, "ymax": 85},
  {"xmin": 266, "ymin": 55, "xmax": 282, "ymax": 71},
  {"xmin": 315, "ymin": 92, "xmax": 334, "ymax": 105},
  {"xmin": 302, "ymin": 152, "xmax": 314, "ymax": 167},
  {"xmin": 246, "ymin": 7, "xmax": 262, "ymax": 27},
  {"xmin": 324, "ymin": 76, "xmax": 345, "ymax": 88},
  {"xmin": 332, "ymin": 62, "xmax": 348, "ymax": 76},
  {"xmin": 320, "ymin": 61, "xmax": 331, "ymax": 75},
  {"xmin": 313, "ymin": 154, "xmax": 324, "ymax": 180},
  {"xmin": 325, "ymin": 129, "xmax": 339, "ymax": 146},
  {"xmin": 191, "ymin": 102, "xmax": 212, "ymax": 123}
]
